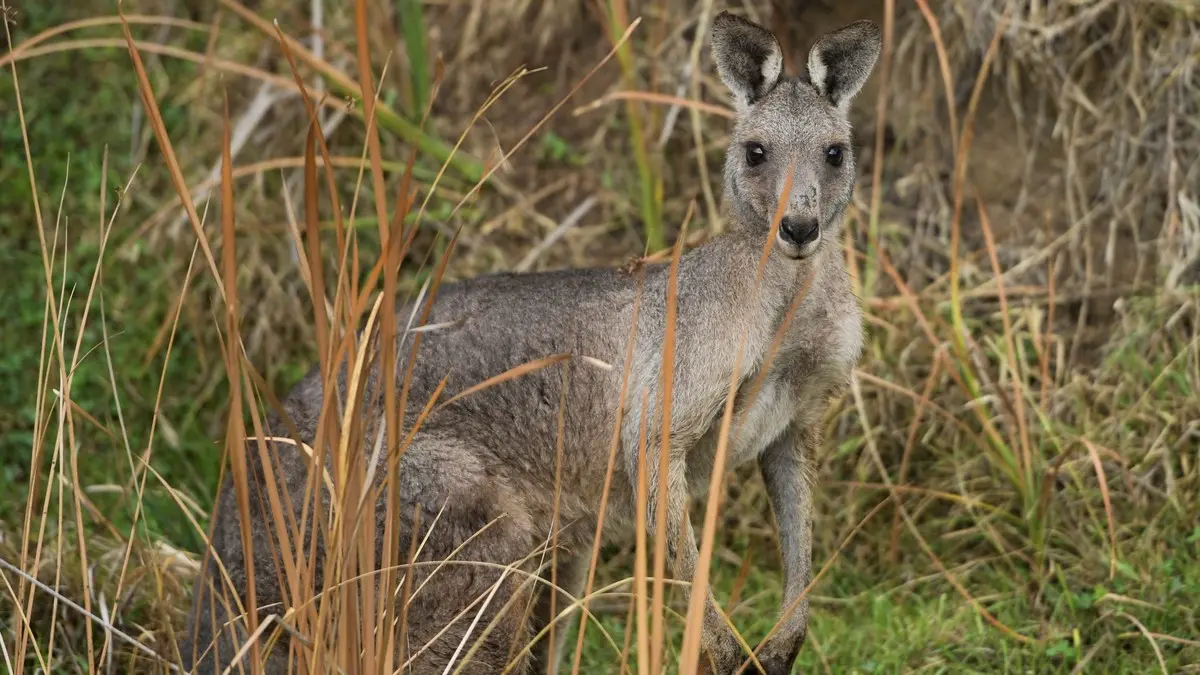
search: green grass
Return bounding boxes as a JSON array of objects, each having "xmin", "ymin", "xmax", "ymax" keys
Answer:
[
  {"xmin": 396, "ymin": 0, "xmax": 432, "ymax": 119},
  {"xmin": 560, "ymin": 521, "xmax": 1200, "ymax": 674},
  {"xmin": 0, "ymin": 4, "xmax": 226, "ymax": 542}
]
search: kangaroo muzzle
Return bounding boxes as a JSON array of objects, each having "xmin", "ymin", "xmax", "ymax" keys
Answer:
[{"xmin": 779, "ymin": 216, "xmax": 821, "ymax": 258}]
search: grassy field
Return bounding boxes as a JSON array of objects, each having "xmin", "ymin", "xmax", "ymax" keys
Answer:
[{"xmin": 2, "ymin": 0, "xmax": 1198, "ymax": 673}]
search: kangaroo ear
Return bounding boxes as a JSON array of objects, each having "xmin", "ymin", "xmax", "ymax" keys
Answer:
[
  {"xmin": 711, "ymin": 11, "xmax": 784, "ymax": 110},
  {"xmin": 807, "ymin": 20, "xmax": 882, "ymax": 110}
]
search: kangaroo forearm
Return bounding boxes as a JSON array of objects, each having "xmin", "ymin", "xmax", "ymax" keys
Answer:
[
  {"xmin": 758, "ymin": 425, "xmax": 817, "ymax": 667},
  {"xmin": 761, "ymin": 447, "xmax": 813, "ymax": 606}
]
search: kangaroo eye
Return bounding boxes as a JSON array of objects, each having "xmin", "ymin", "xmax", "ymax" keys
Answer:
[
  {"xmin": 825, "ymin": 145, "xmax": 844, "ymax": 167},
  {"xmin": 745, "ymin": 142, "xmax": 767, "ymax": 167}
]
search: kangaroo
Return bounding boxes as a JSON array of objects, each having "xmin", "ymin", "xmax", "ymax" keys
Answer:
[{"xmin": 181, "ymin": 12, "xmax": 879, "ymax": 675}]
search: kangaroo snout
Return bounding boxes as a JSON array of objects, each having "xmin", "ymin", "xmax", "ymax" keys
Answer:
[{"xmin": 779, "ymin": 216, "xmax": 821, "ymax": 258}]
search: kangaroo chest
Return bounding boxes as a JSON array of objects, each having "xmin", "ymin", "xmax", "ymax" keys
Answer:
[
  {"xmin": 728, "ymin": 376, "xmax": 796, "ymax": 465},
  {"xmin": 684, "ymin": 376, "xmax": 795, "ymax": 499},
  {"xmin": 684, "ymin": 269, "xmax": 863, "ymax": 498},
  {"xmin": 737, "ymin": 294, "xmax": 862, "ymax": 448}
]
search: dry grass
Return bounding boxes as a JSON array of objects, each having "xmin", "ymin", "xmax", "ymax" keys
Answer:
[{"xmin": 2, "ymin": 0, "xmax": 1199, "ymax": 673}]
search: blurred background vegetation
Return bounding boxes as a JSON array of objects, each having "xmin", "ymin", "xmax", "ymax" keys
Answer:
[{"xmin": 1, "ymin": 0, "xmax": 1198, "ymax": 672}]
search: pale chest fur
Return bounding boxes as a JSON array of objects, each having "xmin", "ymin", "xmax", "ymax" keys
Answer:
[
  {"xmin": 685, "ymin": 271, "xmax": 863, "ymax": 497},
  {"xmin": 733, "ymin": 303, "xmax": 861, "ymax": 460},
  {"xmin": 725, "ymin": 376, "xmax": 795, "ymax": 467}
]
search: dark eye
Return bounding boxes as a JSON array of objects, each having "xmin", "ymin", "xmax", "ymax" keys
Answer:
[
  {"xmin": 825, "ymin": 145, "xmax": 844, "ymax": 167},
  {"xmin": 745, "ymin": 142, "xmax": 767, "ymax": 167}
]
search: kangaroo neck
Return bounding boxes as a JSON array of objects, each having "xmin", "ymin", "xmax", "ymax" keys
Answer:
[
  {"xmin": 699, "ymin": 227, "xmax": 828, "ymax": 313},
  {"xmin": 658, "ymin": 228, "xmax": 826, "ymax": 355}
]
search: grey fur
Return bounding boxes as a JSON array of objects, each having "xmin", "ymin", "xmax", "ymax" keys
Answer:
[
  {"xmin": 180, "ymin": 12, "xmax": 878, "ymax": 675},
  {"xmin": 806, "ymin": 20, "xmax": 883, "ymax": 110},
  {"xmin": 710, "ymin": 11, "xmax": 784, "ymax": 110}
]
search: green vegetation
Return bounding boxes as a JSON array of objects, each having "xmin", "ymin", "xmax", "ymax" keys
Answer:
[{"xmin": 0, "ymin": 3, "xmax": 226, "ymax": 542}]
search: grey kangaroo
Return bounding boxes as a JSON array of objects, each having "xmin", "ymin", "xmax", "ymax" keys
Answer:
[{"xmin": 181, "ymin": 11, "xmax": 879, "ymax": 675}]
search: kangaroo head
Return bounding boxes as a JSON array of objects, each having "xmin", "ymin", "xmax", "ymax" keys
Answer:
[{"xmin": 711, "ymin": 12, "xmax": 881, "ymax": 259}]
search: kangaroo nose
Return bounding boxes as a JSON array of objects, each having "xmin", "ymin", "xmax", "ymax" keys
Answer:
[{"xmin": 780, "ymin": 217, "xmax": 820, "ymax": 248}]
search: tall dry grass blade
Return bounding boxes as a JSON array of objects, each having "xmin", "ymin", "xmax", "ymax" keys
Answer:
[
  {"xmin": 650, "ymin": 202, "xmax": 693, "ymax": 674},
  {"xmin": 190, "ymin": 313, "xmax": 269, "ymax": 672},
  {"xmin": 48, "ymin": 182, "xmax": 71, "ymax": 675},
  {"xmin": 340, "ymin": 51, "xmax": 394, "ymax": 341},
  {"xmin": 352, "ymin": 0, "xmax": 391, "ymax": 249},
  {"xmin": 136, "ymin": 243, "xmax": 238, "ymax": 671},
  {"xmin": 912, "ymin": 0, "xmax": 958, "ymax": 155},
  {"xmin": 375, "ymin": 109, "xmax": 424, "ymax": 675},
  {"xmin": 322, "ymin": 274, "xmax": 389, "ymax": 675},
  {"xmin": 679, "ymin": 343, "xmax": 746, "ymax": 675},
  {"xmin": 218, "ymin": 88, "xmax": 262, "ymax": 674},
  {"xmin": 272, "ymin": 19, "xmax": 349, "ymax": 321},
  {"xmin": 545, "ymin": 364, "xmax": 571, "ymax": 675},
  {"xmin": 434, "ymin": 354, "xmax": 574, "ymax": 411},
  {"xmin": 889, "ymin": 352, "xmax": 944, "ymax": 562},
  {"xmin": 863, "ymin": 0, "xmax": 894, "ymax": 296},
  {"xmin": 756, "ymin": 157, "xmax": 796, "ymax": 281},
  {"xmin": 303, "ymin": 121, "xmax": 331, "ymax": 380},
  {"xmin": 918, "ymin": 0, "xmax": 992, "ymax": 445},
  {"xmin": 574, "ymin": 90, "xmax": 734, "ymax": 119},
  {"xmin": 118, "ymin": 3, "xmax": 225, "ymax": 302},
  {"xmin": 99, "ymin": 170, "xmax": 199, "ymax": 609},
  {"xmin": 0, "ymin": 14, "xmax": 208, "ymax": 66},
  {"xmin": 396, "ymin": 504, "xmax": 424, "ymax": 669},
  {"xmin": 3, "ymin": 8, "xmax": 66, "ymax": 671},
  {"xmin": 633, "ymin": 390, "xmax": 651, "ymax": 675},
  {"xmin": 242, "ymin": 367, "xmax": 307, "ymax": 666},
  {"xmin": 1081, "ymin": 439, "xmax": 1119, "ymax": 580},
  {"xmin": 937, "ymin": 8, "xmax": 1035, "ymax": 513},
  {"xmin": 48, "ymin": 148, "xmax": 115, "ymax": 675},
  {"xmin": 239, "ymin": 371, "xmax": 321, "ymax": 672},
  {"xmin": 309, "ymin": 173, "xmax": 450, "ymax": 669},
  {"xmin": 978, "ymin": 200, "xmax": 1036, "ymax": 497},
  {"xmin": 67, "ymin": 147, "xmax": 129, "ymax": 672},
  {"xmin": 274, "ymin": 33, "xmax": 359, "ymax": 653},
  {"xmin": 570, "ymin": 267, "xmax": 647, "ymax": 675},
  {"xmin": 351, "ymin": 0, "xmax": 393, "ymax": 656},
  {"xmin": 685, "ymin": 0, "xmax": 720, "ymax": 232}
]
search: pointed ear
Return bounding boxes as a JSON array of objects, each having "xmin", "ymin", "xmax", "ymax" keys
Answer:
[
  {"xmin": 710, "ymin": 11, "xmax": 784, "ymax": 110},
  {"xmin": 807, "ymin": 20, "xmax": 882, "ymax": 110}
]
